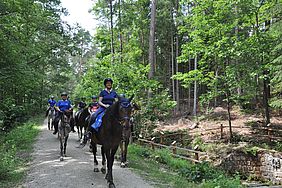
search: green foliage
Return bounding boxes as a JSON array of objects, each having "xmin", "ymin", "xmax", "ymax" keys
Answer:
[
  {"xmin": 0, "ymin": 0, "xmax": 88, "ymax": 129},
  {"xmin": 175, "ymin": 0, "xmax": 282, "ymax": 113},
  {"xmin": 0, "ymin": 118, "xmax": 40, "ymax": 187},
  {"xmin": 243, "ymin": 146, "xmax": 260, "ymax": 156},
  {"xmin": 128, "ymin": 144, "xmax": 243, "ymax": 188}
]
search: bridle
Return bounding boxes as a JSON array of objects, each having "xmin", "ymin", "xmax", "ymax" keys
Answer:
[{"xmin": 119, "ymin": 102, "xmax": 132, "ymax": 123}]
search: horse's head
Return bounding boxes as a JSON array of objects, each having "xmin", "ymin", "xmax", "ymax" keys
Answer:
[
  {"xmin": 61, "ymin": 111, "xmax": 71, "ymax": 126},
  {"xmin": 117, "ymin": 95, "xmax": 134, "ymax": 130}
]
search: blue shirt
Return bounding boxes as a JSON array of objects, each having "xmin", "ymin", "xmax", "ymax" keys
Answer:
[
  {"xmin": 99, "ymin": 89, "xmax": 118, "ymax": 105},
  {"xmin": 56, "ymin": 99, "xmax": 72, "ymax": 112},
  {"xmin": 48, "ymin": 99, "xmax": 56, "ymax": 107}
]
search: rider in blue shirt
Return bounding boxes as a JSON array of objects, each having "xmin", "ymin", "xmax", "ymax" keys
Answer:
[
  {"xmin": 45, "ymin": 96, "xmax": 56, "ymax": 117},
  {"xmin": 53, "ymin": 92, "xmax": 72, "ymax": 135},
  {"xmin": 80, "ymin": 78, "xmax": 118, "ymax": 146}
]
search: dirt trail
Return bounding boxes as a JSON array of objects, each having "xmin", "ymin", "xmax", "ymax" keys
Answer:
[{"xmin": 21, "ymin": 119, "xmax": 153, "ymax": 188}]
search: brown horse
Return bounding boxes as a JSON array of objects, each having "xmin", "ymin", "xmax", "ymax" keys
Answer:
[
  {"xmin": 119, "ymin": 103, "xmax": 140, "ymax": 168},
  {"xmin": 90, "ymin": 95, "xmax": 134, "ymax": 188}
]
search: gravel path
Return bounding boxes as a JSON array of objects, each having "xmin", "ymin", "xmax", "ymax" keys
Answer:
[{"xmin": 21, "ymin": 119, "xmax": 153, "ymax": 188}]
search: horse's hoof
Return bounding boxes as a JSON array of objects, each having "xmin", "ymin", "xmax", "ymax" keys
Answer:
[
  {"xmin": 108, "ymin": 183, "xmax": 116, "ymax": 188},
  {"xmin": 120, "ymin": 162, "xmax": 126, "ymax": 168},
  {"xmin": 60, "ymin": 157, "xmax": 64, "ymax": 161},
  {"xmin": 101, "ymin": 168, "xmax": 106, "ymax": 174},
  {"xmin": 94, "ymin": 168, "xmax": 99, "ymax": 172}
]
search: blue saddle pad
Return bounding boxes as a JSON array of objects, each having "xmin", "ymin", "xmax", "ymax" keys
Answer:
[{"xmin": 91, "ymin": 111, "xmax": 105, "ymax": 131}]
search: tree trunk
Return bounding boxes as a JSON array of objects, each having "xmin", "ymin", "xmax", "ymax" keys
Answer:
[
  {"xmin": 226, "ymin": 90, "xmax": 233, "ymax": 141},
  {"xmin": 188, "ymin": 58, "xmax": 191, "ymax": 111},
  {"xmin": 148, "ymin": 0, "xmax": 157, "ymax": 80},
  {"xmin": 175, "ymin": 0, "xmax": 180, "ymax": 112},
  {"xmin": 109, "ymin": 0, "xmax": 115, "ymax": 64},
  {"xmin": 263, "ymin": 70, "xmax": 271, "ymax": 126},
  {"xmin": 193, "ymin": 56, "xmax": 197, "ymax": 116},
  {"xmin": 171, "ymin": 35, "xmax": 175, "ymax": 101},
  {"xmin": 118, "ymin": 0, "xmax": 123, "ymax": 64},
  {"xmin": 175, "ymin": 31, "xmax": 180, "ymax": 112}
]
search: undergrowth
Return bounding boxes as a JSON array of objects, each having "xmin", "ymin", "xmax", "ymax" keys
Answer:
[
  {"xmin": 128, "ymin": 144, "xmax": 243, "ymax": 188},
  {"xmin": 0, "ymin": 117, "xmax": 41, "ymax": 188}
]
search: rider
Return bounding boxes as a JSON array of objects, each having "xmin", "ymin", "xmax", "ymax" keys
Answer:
[
  {"xmin": 77, "ymin": 97, "xmax": 87, "ymax": 110},
  {"xmin": 80, "ymin": 78, "xmax": 118, "ymax": 146},
  {"xmin": 88, "ymin": 95, "xmax": 99, "ymax": 114},
  {"xmin": 45, "ymin": 96, "xmax": 56, "ymax": 117},
  {"xmin": 53, "ymin": 92, "xmax": 72, "ymax": 135}
]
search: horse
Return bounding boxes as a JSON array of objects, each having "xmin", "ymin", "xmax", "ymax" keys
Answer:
[
  {"xmin": 119, "ymin": 103, "xmax": 140, "ymax": 168},
  {"xmin": 90, "ymin": 95, "xmax": 134, "ymax": 188},
  {"xmin": 58, "ymin": 111, "xmax": 72, "ymax": 161},
  {"xmin": 74, "ymin": 108, "xmax": 90, "ymax": 141},
  {"xmin": 47, "ymin": 107, "xmax": 56, "ymax": 130}
]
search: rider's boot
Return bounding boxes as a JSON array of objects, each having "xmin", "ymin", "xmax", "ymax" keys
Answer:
[
  {"xmin": 45, "ymin": 109, "xmax": 49, "ymax": 117},
  {"xmin": 53, "ymin": 123, "xmax": 58, "ymax": 135}
]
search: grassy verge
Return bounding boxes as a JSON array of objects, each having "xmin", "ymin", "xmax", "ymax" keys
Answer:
[
  {"xmin": 0, "ymin": 116, "xmax": 42, "ymax": 188},
  {"xmin": 127, "ymin": 144, "xmax": 244, "ymax": 188}
]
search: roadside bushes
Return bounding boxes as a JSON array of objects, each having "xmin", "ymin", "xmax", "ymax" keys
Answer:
[
  {"xmin": 0, "ymin": 120, "xmax": 40, "ymax": 187},
  {"xmin": 128, "ymin": 144, "xmax": 243, "ymax": 188}
]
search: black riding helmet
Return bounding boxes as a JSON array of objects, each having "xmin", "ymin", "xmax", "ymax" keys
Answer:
[
  {"xmin": 104, "ymin": 78, "xmax": 113, "ymax": 86},
  {"xmin": 61, "ymin": 92, "xmax": 68, "ymax": 96}
]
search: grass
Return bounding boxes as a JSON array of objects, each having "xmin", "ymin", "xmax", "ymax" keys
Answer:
[
  {"xmin": 0, "ymin": 116, "xmax": 42, "ymax": 188},
  {"xmin": 127, "ymin": 144, "xmax": 244, "ymax": 188}
]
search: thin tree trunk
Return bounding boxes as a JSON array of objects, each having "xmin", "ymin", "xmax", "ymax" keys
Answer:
[
  {"xmin": 263, "ymin": 70, "xmax": 270, "ymax": 126},
  {"xmin": 188, "ymin": 58, "xmax": 191, "ymax": 112},
  {"xmin": 148, "ymin": 0, "xmax": 157, "ymax": 80},
  {"xmin": 193, "ymin": 56, "xmax": 197, "ymax": 116},
  {"xmin": 175, "ymin": 32, "xmax": 180, "ymax": 112},
  {"xmin": 118, "ymin": 0, "xmax": 123, "ymax": 64},
  {"xmin": 226, "ymin": 90, "xmax": 233, "ymax": 141},
  {"xmin": 175, "ymin": 0, "xmax": 180, "ymax": 112},
  {"xmin": 109, "ymin": 0, "xmax": 115, "ymax": 64},
  {"xmin": 214, "ymin": 67, "xmax": 218, "ymax": 107},
  {"xmin": 171, "ymin": 35, "xmax": 175, "ymax": 101},
  {"xmin": 148, "ymin": 0, "xmax": 157, "ymax": 98}
]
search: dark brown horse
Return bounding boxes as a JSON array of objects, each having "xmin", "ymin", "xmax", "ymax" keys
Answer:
[
  {"xmin": 74, "ymin": 108, "xmax": 90, "ymax": 141},
  {"xmin": 90, "ymin": 95, "xmax": 134, "ymax": 188},
  {"xmin": 119, "ymin": 103, "xmax": 140, "ymax": 168}
]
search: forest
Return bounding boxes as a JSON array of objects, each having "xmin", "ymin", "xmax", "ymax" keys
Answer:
[
  {"xmin": 1, "ymin": 0, "xmax": 281, "ymax": 131},
  {"xmin": 0, "ymin": 0, "xmax": 282, "ymax": 186}
]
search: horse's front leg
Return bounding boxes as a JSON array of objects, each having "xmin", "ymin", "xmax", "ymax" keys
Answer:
[
  {"xmin": 47, "ymin": 116, "xmax": 50, "ymax": 130},
  {"xmin": 60, "ymin": 136, "xmax": 64, "ymax": 161},
  {"xmin": 64, "ymin": 135, "xmax": 69, "ymax": 157},
  {"xmin": 101, "ymin": 146, "xmax": 106, "ymax": 174},
  {"xmin": 120, "ymin": 141, "xmax": 126, "ymax": 168},
  {"xmin": 91, "ymin": 142, "xmax": 99, "ymax": 172},
  {"xmin": 106, "ymin": 146, "xmax": 118, "ymax": 188},
  {"xmin": 124, "ymin": 139, "xmax": 129, "ymax": 167}
]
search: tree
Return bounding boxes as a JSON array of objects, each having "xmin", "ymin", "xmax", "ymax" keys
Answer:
[{"xmin": 148, "ymin": 0, "xmax": 157, "ymax": 80}]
